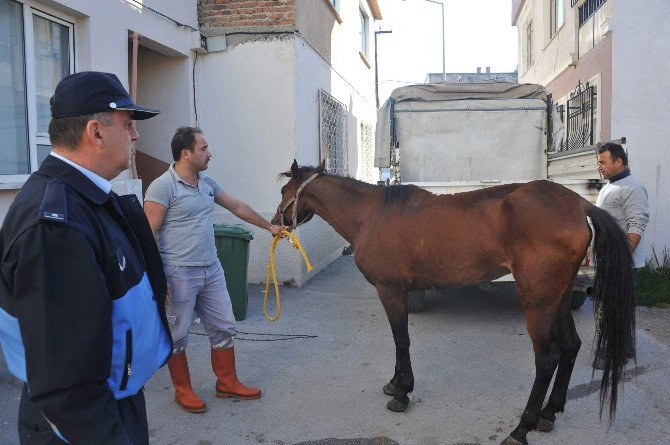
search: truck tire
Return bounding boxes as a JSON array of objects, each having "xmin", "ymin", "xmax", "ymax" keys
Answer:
[
  {"xmin": 570, "ymin": 290, "xmax": 587, "ymax": 310},
  {"xmin": 406, "ymin": 290, "xmax": 426, "ymax": 313}
]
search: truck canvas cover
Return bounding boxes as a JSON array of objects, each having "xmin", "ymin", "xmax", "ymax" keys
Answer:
[{"xmin": 375, "ymin": 83, "xmax": 563, "ymax": 183}]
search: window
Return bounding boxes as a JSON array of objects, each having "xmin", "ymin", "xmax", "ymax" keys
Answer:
[
  {"xmin": 555, "ymin": 76, "xmax": 600, "ymax": 152},
  {"xmin": 359, "ymin": 7, "xmax": 369, "ymax": 58},
  {"xmin": 549, "ymin": 0, "xmax": 564, "ymax": 38},
  {"xmin": 318, "ymin": 90, "xmax": 348, "ymax": 176},
  {"xmin": 578, "ymin": 0, "xmax": 607, "ymax": 57},
  {"xmin": 0, "ymin": 0, "xmax": 74, "ymax": 179},
  {"xmin": 525, "ymin": 20, "xmax": 533, "ymax": 69}
]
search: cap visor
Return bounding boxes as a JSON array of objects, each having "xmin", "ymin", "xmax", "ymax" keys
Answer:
[{"xmin": 116, "ymin": 104, "xmax": 161, "ymax": 120}]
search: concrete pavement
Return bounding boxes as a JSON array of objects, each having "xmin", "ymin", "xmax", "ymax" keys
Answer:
[{"xmin": 2, "ymin": 254, "xmax": 670, "ymax": 445}]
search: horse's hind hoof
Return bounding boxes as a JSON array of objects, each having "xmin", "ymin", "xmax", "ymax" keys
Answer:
[
  {"xmin": 536, "ymin": 416, "xmax": 554, "ymax": 432},
  {"xmin": 383, "ymin": 382, "xmax": 399, "ymax": 396},
  {"xmin": 386, "ymin": 398, "xmax": 407, "ymax": 412},
  {"xmin": 500, "ymin": 436, "xmax": 526, "ymax": 445}
]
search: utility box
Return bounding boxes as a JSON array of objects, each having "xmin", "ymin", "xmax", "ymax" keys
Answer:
[{"xmin": 213, "ymin": 224, "xmax": 254, "ymax": 321}]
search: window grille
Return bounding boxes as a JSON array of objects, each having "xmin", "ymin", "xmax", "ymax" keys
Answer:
[
  {"xmin": 318, "ymin": 90, "xmax": 348, "ymax": 176},
  {"xmin": 359, "ymin": 121, "xmax": 375, "ymax": 183},
  {"xmin": 579, "ymin": 0, "xmax": 607, "ymax": 26},
  {"xmin": 556, "ymin": 81, "xmax": 597, "ymax": 152}
]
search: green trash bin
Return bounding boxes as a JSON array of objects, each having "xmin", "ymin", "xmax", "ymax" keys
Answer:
[{"xmin": 213, "ymin": 224, "xmax": 254, "ymax": 321}]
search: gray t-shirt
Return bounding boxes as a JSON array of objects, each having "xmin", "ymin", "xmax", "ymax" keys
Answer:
[{"xmin": 145, "ymin": 165, "xmax": 223, "ymax": 266}]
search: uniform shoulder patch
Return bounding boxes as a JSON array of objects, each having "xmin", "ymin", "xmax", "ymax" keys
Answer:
[{"xmin": 39, "ymin": 179, "xmax": 68, "ymax": 223}]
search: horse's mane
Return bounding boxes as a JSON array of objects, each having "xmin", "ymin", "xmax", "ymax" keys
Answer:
[
  {"xmin": 383, "ymin": 184, "xmax": 414, "ymax": 206},
  {"xmin": 279, "ymin": 166, "xmax": 414, "ymax": 207}
]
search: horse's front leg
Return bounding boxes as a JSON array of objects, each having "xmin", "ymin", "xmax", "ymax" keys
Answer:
[{"xmin": 376, "ymin": 285, "xmax": 413, "ymax": 412}]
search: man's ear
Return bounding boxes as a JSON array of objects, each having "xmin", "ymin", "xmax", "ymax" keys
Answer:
[
  {"xmin": 317, "ymin": 159, "xmax": 326, "ymax": 173},
  {"xmin": 85, "ymin": 119, "xmax": 103, "ymax": 147},
  {"xmin": 291, "ymin": 159, "xmax": 299, "ymax": 178}
]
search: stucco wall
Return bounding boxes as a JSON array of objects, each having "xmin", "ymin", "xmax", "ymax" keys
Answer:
[
  {"xmin": 134, "ymin": 46, "xmax": 193, "ymax": 165},
  {"xmin": 195, "ymin": 36, "xmax": 301, "ymax": 284},
  {"xmin": 295, "ymin": 0, "xmax": 337, "ymax": 63},
  {"xmin": 545, "ymin": 36, "xmax": 612, "ymax": 142},
  {"xmin": 611, "ymin": 0, "xmax": 670, "ymax": 258}
]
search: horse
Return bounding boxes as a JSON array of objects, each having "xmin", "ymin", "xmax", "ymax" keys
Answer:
[{"xmin": 271, "ymin": 160, "xmax": 635, "ymax": 445}]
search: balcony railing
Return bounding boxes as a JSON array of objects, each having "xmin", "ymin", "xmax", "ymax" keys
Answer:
[{"xmin": 556, "ymin": 81, "xmax": 597, "ymax": 152}]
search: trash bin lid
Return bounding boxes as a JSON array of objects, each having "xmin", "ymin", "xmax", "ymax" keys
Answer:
[{"xmin": 213, "ymin": 224, "xmax": 254, "ymax": 240}]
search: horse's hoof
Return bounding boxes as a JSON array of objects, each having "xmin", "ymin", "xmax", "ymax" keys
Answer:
[
  {"xmin": 500, "ymin": 436, "xmax": 525, "ymax": 445},
  {"xmin": 536, "ymin": 416, "xmax": 554, "ymax": 432},
  {"xmin": 386, "ymin": 398, "xmax": 407, "ymax": 412},
  {"xmin": 383, "ymin": 382, "xmax": 399, "ymax": 396}
]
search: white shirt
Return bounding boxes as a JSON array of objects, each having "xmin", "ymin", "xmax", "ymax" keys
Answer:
[{"xmin": 49, "ymin": 151, "xmax": 112, "ymax": 194}]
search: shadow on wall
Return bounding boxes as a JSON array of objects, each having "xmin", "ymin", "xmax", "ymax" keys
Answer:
[{"xmin": 135, "ymin": 150, "xmax": 169, "ymax": 197}]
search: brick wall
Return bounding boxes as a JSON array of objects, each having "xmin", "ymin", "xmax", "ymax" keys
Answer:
[{"xmin": 198, "ymin": 0, "xmax": 296, "ymax": 32}]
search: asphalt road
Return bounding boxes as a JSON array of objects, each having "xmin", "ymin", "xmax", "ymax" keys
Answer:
[{"xmin": 2, "ymin": 255, "xmax": 669, "ymax": 445}]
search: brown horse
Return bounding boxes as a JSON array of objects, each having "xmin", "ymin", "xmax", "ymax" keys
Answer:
[{"xmin": 272, "ymin": 160, "xmax": 635, "ymax": 445}]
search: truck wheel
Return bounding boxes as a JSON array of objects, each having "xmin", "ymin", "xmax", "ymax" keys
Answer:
[
  {"xmin": 570, "ymin": 290, "xmax": 587, "ymax": 310},
  {"xmin": 406, "ymin": 290, "xmax": 426, "ymax": 313}
]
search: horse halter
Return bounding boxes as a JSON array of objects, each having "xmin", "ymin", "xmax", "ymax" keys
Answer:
[{"xmin": 278, "ymin": 172, "xmax": 322, "ymax": 231}]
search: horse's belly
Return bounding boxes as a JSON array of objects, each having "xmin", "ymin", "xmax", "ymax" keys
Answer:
[{"xmin": 408, "ymin": 264, "xmax": 510, "ymax": 290}]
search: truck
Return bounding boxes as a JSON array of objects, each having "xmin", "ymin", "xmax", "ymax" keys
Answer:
[{"xmin": 375, "ymin": 82, "xmax": 614, "ymax": 311}]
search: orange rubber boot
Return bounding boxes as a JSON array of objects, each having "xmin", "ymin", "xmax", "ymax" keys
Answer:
[
  {"xmin": 211, "ymin": 347, "xmax": 261, "ymax": 400},
  {"xmin": 167, "ymin": 351, "xmax": 207, "ymax": 413}
]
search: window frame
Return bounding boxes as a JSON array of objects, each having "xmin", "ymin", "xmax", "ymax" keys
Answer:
[
  {"xmin": 359, "ymin": 5, "xmax": 370, "ymax": 59},
  {"xmin": 548, "ymin": 0, "xmax": 564, "ymax": 40},
  {"xmin": 525, "ymin": 20, "xmax": 534, "ymax": 70},
  {"xmin": 1, "ymin": 0, "xmax": 75, "ymax": 184}
]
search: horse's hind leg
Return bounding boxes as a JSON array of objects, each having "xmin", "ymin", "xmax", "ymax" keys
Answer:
[
  {"xmin": 538, "ymin": 294, "xmax": 581, "ymax": 431},
  {"xmin": 502, "ymin": 306, "xmax": 561, "ymax": 445},
  {"xmin": 376, "ymin": 285, "xmax": 414, "ymax": 412}
]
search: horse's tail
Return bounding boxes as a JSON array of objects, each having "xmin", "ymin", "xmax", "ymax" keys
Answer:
[{"xmin": 586, "ymin": 202, "xmax": 636, "ymax": 421}]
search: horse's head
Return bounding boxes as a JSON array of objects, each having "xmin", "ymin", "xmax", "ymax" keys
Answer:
[{"xmin": 272, "ymin": 159, "xmax": 325, "ymax": 230}]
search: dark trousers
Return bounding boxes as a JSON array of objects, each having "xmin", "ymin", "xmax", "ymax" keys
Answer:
[{"xmin": 18, "ymin": 384, "xmax": 149, "ymax": 445}]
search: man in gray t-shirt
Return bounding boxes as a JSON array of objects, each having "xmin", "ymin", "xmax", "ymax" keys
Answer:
[{"xmin": 144, "ymin": 126, "xmax": 284, "ymax": 413}]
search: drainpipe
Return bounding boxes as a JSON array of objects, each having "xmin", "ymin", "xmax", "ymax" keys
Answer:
[{"xmin": 130, "ymin": 32, "xmax": 140, "ymax": 180}]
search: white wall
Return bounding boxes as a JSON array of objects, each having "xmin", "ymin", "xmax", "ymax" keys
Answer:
[
  {"xmin": 196, "ymin": 36, "xmax": 302, "ymax": 284},
  {"xmin": 134, "ymin": 46, "xmax": 193, "ymax": 164},
  {"xmin": 611, "ymin": 0, "xmax": 670, "ymax": 259}
]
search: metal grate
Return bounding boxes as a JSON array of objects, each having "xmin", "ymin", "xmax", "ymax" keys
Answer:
[
  {"xmin": 556, "ymin": 81, "xmax": 597, "ymax": 152},
  {"xmin": 318, "ymin": 90, "xmax": 348, "ymax": 176},
  {"xmin": 578, "ymin": 0, "xmax": 607, "ymax": 26},
  {"xmin": 359, "ymin": 121, "xmax": 376, "ymax": 183}
]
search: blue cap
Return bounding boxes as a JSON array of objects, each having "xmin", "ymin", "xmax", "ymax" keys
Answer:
[{"xmin": 51, "ymin": 71, "xmax": 160, "ymax": 120}]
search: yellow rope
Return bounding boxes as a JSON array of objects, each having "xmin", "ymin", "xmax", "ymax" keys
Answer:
[{"xmin": 263, "ymin": 230, "xmax": 313, "ymax": 321}]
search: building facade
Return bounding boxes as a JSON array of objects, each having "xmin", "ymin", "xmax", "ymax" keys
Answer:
[
  {"xmin": 1, "ymin": 0, "xmax": 198, "ymax": 215},
  {"xmin": 191, "ymin": 0, "xmax": 382, "ymax": 285},
  {"xmin": 512, "ymin": 0, "xmax": 670, "ymax": 263},
  {"xmin": 1, "ymin": 0, "xmax": 382, "ymax": 287}
]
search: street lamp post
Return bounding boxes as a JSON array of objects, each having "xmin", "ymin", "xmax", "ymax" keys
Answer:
[
  {"xmin": 425, "ymin": 0, "xmax": 446, "ymax": 82},
  {"xmin": 374, "ymin": 29, "xmax": 392, "ymax": 109}
]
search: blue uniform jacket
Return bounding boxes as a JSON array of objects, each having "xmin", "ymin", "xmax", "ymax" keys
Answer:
[{"xmin": 0, "ymin": 156, "xmax": 172, "ymax": 444}]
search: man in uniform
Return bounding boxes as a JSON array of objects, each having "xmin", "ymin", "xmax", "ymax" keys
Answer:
[{"xmin": 0, "ymin": 71, "xmax": 171, "ymax": 444}]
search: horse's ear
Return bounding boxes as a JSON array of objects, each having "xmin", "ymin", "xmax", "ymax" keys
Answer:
[
  {"xmin": 317, "ymin": 159, "xmax": 326, "ymax": 173},
  {"xmin": 291, "ymin": 159, "xmax": 299, "ymax": 178}
]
